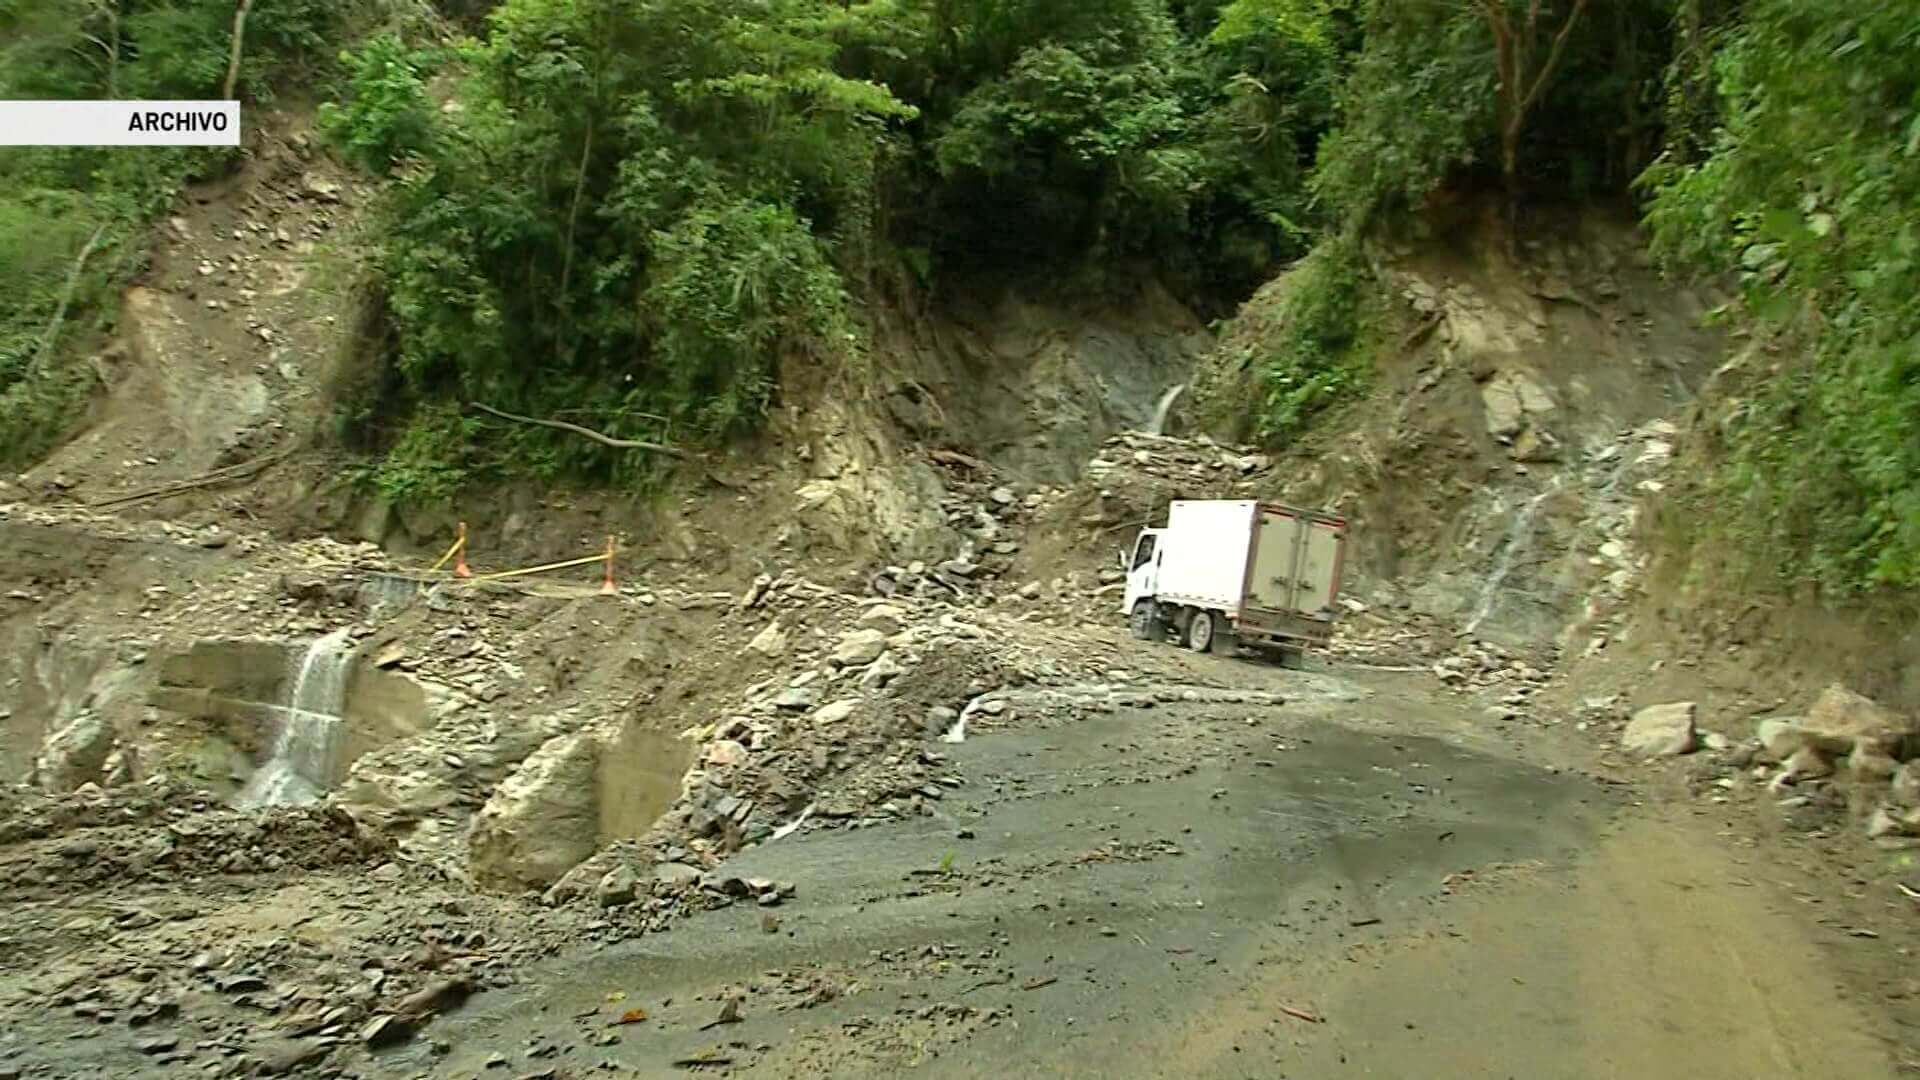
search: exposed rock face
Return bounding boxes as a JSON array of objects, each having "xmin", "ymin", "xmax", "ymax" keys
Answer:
[
  {"xmin": 1622, "ymin": 701, "xmax": 1696, "ymax": 757},
  {"xmin": 467, "ymin": 729, "xmax": 603, "ymax": 892},
  {"xmin": 33, "ymin": 711, "xmax": 118, "ymax": 794}
]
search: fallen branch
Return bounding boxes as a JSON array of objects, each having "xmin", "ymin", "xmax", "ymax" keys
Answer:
[
  {"xmin": 929, "ymin": 448, "xmax": 988, "ymax": 471},
  {"xmin": 467, "ymin": 402, "xmax": 688, "ymax": 458},
  {"xmin": 85, "ymin": 449, "xmax": 290, "ymax": 510}
]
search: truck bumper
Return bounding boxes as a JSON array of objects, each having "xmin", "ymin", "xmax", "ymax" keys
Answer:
[{"xmin": 1235, "ymin": 610, "xmax": 1335, "ymax": 650}]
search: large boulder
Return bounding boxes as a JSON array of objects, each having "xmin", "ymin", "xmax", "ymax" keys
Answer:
[
  {"xmin": 33, "ymin": 710, "xmax": 118, "ymax": 794},
  {"xmin": 1622, "ymin": 702, "xmax": 1696, "ymax": 757},
  {"xmin": 1803, "ymin": 684, "xmax": 1916, "ymax": 755},
  {"xmin": 467, "ymin": 729, "xmax": 602, "ymax": 892}
]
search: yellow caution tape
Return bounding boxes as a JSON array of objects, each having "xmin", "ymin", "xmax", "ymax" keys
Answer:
[
  {"xmin": 425, "ymin": 534, "xmax": 464, "ymax": 574},
  {"xmin": 463, "ymin": 551, "xmax": 609, "ymax": 584}
]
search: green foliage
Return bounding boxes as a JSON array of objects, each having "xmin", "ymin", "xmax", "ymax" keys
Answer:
[
  {"xmin": 318, "ymin": 35, "xmax": 439, "ymax": 172},
  {"xmin": 1642, "ymin": 0, "xmax": 1920, "ymax": 590},
  {"xmin": 1310, "ymin": 1, "xmax": 1493, "ymax": 224},
  {"xmin": 327, "ymin": 0, "xmax": 909, "ymax": 485},
  {"xmin": 0, "ymin": 0, "xmax": 350, "ymax": 464},
  {"xmin": 1251, "ymin": 236, "xmax": 1371, "ymax": 439},
  {"xmin": 642, "ymin": 199, "xmax": 854, "ymax": 435},
  {"xmin": 900, "ymin": 0, "xmax": 1338, "ymax": 291}
]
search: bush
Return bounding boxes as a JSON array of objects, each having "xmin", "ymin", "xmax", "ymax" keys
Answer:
[
  {"xmin": 1641, "ymin": 0, "xmax": 1920, "ymax": 590},
  {"xmin": 1251, "ymin": 235, "xmax": 1372, "ymax": 440}
]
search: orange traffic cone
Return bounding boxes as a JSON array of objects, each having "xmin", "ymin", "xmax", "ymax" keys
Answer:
[
  {"xmin": 599, "ymin": 535, "xmax": 618, "ymax": 596},
  {"xmin": 453, "ymin": 522, "xmax": 472, "ymax": 579}
]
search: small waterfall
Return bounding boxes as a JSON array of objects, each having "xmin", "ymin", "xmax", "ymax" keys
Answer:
[
  {"xmin": 235, "ymin": 629, "xmax": 352, "ymax": 809},
  {"xmin": 1148, "ymin": 383, "xmax": 1187, "ymax": 436},
  {"xmin": 1462, "ymin": 482, "xmax": 1560, "ymax": 638}
]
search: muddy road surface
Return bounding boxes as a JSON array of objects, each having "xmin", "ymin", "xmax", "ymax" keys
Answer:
[{"xmin": 386, "ymin": 658, "xmax": 1894, "ymax": 1079}]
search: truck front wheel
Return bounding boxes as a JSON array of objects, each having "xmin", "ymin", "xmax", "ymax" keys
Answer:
[{"xmin": 1130, "ymin": 601, "xmax": 1164, "ymax": 642}]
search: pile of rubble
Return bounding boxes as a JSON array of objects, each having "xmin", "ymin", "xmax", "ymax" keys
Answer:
[
  {"xmin": 0, "ymin": 785, "xmax": 391, "ymax": 891},
  {"xmin": 1617, "ymin": 685, "xmax": 1920, "ymax": 843},
  {"xmin": 1076, "ymin": 432, "xmax": 1276, "ymax": 527}
]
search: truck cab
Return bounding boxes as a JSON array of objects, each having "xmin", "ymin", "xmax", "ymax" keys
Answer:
[{"xmin": 1120, "ymin": 527, "xmax": 1166, "ymax": 632}]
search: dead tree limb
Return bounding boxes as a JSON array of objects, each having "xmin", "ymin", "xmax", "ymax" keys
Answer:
[
  {"xmin": 468, "ymin": 402, "xmax": 689, "ymax": 458},
  {"xmin": 32, "ymin": 223, "xmax": 109, "ymax": 377},
  {"xmin": 86, "ymin": 449, "xmax": 290, "ymax": 510},
  {"xmin": 221, "ymin": 0, "xmax": 253, "ymax": 100}
]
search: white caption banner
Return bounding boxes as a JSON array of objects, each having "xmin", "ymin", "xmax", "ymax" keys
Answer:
[{"xmin": 0, "ymin": 100, "xmax": 241, "ymax": 146}]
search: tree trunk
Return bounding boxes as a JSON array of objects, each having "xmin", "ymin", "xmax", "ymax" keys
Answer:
[
  {"xmin": 104, "ymin": 1, "xmax": 120, "ymax": 99},
  {"xmin": 222, "ymin": 0, "xmax": 253, "ymax": 100}
]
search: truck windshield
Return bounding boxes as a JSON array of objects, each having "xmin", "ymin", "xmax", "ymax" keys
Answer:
[{"xmin": 1132, "ymin": 535, "xmax": 1156, "ymax": 569}]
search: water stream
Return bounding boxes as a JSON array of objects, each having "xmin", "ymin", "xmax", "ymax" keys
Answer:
[
  {"xmin": 1462, "ymin": 481, "xmax": 1561, "ymax": 638},
  {"xmin": 234, "ymin": 628, "xmax": 352, "ymax": 808},
  {"xmin": 1148, "ymin": 383, "xmax": 1187, "ymax": 435}
]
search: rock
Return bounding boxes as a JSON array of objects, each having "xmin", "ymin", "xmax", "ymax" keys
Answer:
[
  {"xmin": 467, "ymin": 730, "xmax": 603, "ymax": 891},
  {"xmin": 926, "ymin": 706, "xmax": 958, "ymax": 736},
  {"xmin": 1892, "ymin": 763, "xmax": 1920, "ymax": 808},
  {"xmin": 772, "ymin": 686, "xmax": 820, "ymax": 711},
  {"xmin": 1510, "ymin": 427, "xmax": 1561, "ymax": 463},
  {"xmin": 1804, "ymin": 684, "xmax": 1916, "ymax": 755},
  {"xmin": 1782, "ymin": 746, "xmax": 1833, "ymax": 782},
  {"xmin": 360, "ymin": 1014, "xmax": 412, "ymax": 1048},
  {"xmin": 858, "ymin": 605, "xmax": 907, "ymax": 633},
  {"xmin": 33, "ymin": 710, "xmax": 117, "ymax": 794},
  {"xmin": 1846, "ymin": 739, "xmax": 1901, "ymax": 784},
  {"xmin": 1622, "ymin": 702, "xmax": 1696, "ymax": 757},
  {"xmin": 135, "ymin": 1036, "xmax": 178, "ymax": 1055},
  {"xmin": 829, "ymin": 629, "xmax": 888, "ymax": 667},
  {"xmin": 736, "ymin": 573, "xmax": 773, "ymax": 611},
  {"xmin": 253, "ymin": 1038, "xmax": 327, "ymax": 1075},
  {"xmin": 597, "ymin": 866, "xmax": 640, "ymax": 907},
  {"xmin": 859, "ymin": 652, "xmax": 903, "ymax": 691},
  {"xmin": 745, "ymin": 621, "xmax": 789, "ymax": 659},
  {"xmin": 654, "ymin": 862, "xmax": 702, "ymax": 888},
  {"xmin": 1868, "ymin": 806, "xmax": 1920, "ymax": 840},
  {"xmin": 812, "ymin": 700, "xmax": 858, "ymax": 725},
  {"xmin": 1700, "ymin": 731, "xmax": 1732, "ymax": 752},
  {"xmin": 300, "ymin": 172, "xmax": 341, "ymax": 202},
  {"xmin": 990, "ymin": 487, "xmax": 1016, "ymax": 506},
  {"xmin": 1757, "ymin": 717, "xmax": 1812, "ymax": 763},
  {"xmin": 705, "ymin": 740, "xmax": 749, "ymax": 768},
  {"xmin": 1480, "ymin": 370, "xmax": 1556, "ymax": 440}
]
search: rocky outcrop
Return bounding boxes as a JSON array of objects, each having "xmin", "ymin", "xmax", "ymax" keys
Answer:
[{"xmin": 467, "ymin": 728, "xmax": 605, "ymax": 892}]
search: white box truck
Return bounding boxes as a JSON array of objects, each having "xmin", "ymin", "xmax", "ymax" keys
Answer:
[{"xmin": 1121, "ymin": 500, "xmax": 1348, "ymax": 662}]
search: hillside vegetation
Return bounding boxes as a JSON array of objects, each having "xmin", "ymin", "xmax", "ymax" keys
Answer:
[{"xmin": 3, "ymin": 0, "xmax": 1916, "ymax": 594}]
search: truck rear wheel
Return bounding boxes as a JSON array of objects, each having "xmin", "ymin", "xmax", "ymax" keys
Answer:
[{"xmin": 1187, "ymin": 610, "xmax": 1217, "ymax": 653}]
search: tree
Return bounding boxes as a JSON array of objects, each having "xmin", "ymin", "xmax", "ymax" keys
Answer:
[{"xmin": 1475, "ymin": 0, "xmax": 1590, "ymax": 213}]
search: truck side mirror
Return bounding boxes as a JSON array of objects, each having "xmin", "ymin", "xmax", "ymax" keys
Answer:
[{"xmin": 1114, "ymin": 546, "xmax": 1127, "ymax": 571}]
